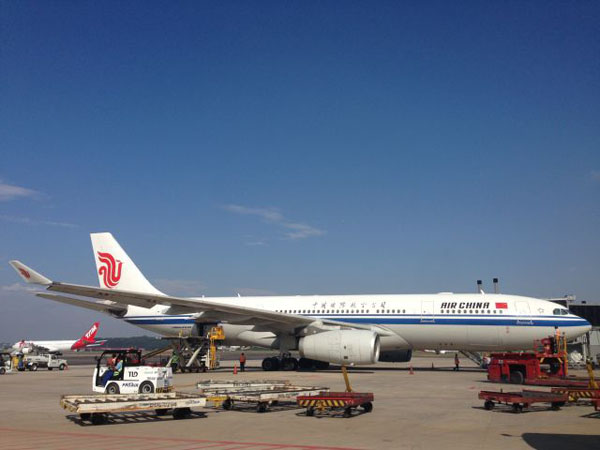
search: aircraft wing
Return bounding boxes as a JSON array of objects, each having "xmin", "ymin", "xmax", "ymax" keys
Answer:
[
  {"xmin": 10, "ymin": 260, "xmax": 395, "ymax": 336},
  {"xmin": 36, "ymin": 294, "xmax": 128, "ymax": 316}
]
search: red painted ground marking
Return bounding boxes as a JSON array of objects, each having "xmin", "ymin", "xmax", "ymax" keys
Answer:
[{"xmin": 0, "ymin": 428, "xmax": 359, "ymax": 450}]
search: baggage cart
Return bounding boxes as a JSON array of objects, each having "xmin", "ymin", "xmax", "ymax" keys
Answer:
[
  {"xmin": 60, "ymin": 392, "xmax": 206, "ymax": 424},
  {"xmin": 478, "ymin": 389, "xmax": 568, "ymax": 413},
  {"xmin": 297, "ymin": 391, "xmax": 374, "ymax": 418},
  {"xmin": 550, "ymin": 387, "xmax": 600, "ymax": 403},
  {"xmin": 296, "ymin": 366, "xmax": 374, "ymax": 418},
  {"xmin": 196, "ymin": 380, "xmax": 328, "ymax": 413}
]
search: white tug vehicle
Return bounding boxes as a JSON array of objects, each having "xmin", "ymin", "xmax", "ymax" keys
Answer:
[{"xmin": 93, "ymin": 349, "xmax": 173, "ymax": 395}]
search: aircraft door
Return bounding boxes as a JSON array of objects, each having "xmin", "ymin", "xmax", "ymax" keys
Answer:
[
  {"xmin": 420, "ymin": 300, "xmax": 435, "ymax": 323},
  {"xmin": 516, "ymin": 301, "xmax": 532, "ymax": 325}
]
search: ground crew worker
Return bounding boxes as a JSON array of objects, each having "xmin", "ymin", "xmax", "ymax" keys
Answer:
[
  {"xmin": 239, "ymin": 352, "xmax": 246, "ymax": 372},
  {"xmin": 170, "ymin": 353, "xmax": 180, "ymax": 372},
  {"xmin": 101, "ymin": 353, "xmax": 117, "ymax": 386},
  {"xmin": 454, "ymin": 353, "xmax": 460, "ymax": 371},
  {"xmin": 112, "ymin": 357, "xmax": 123, "ymax": 380}
]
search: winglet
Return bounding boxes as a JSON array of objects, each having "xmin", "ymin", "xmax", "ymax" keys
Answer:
[{"xmin": 9, "ymin": 261, "xmax": 52, "ymax": 285}]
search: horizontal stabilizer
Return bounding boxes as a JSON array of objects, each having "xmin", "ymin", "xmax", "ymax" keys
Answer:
[{"xmin": 9, "ymin": 261, "xmax": 52, "ymax": 285}]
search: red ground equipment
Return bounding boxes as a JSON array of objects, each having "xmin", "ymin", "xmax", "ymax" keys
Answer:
[
  {"xmin": 296, "ymin": 366, "xmax": 374, "ymax": 418},
  {"xmin": 478, "ymin": 390, "xmax": 568, "ymax": 413},
  {"xmin": 487, "ymin": 332, "xmax": 588, "ymax": 387}
]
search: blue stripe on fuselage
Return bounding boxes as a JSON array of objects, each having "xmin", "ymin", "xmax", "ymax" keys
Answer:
[{"xmin": 124, "ymin": 315, "xmax": 588, "ymax": 327}]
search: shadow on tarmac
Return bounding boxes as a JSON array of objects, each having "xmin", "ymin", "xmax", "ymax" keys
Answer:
[
  {"xmin": 66, "ymin": 410, "xmax": 210, "ymax": 426},
  {"xmin": 521, "ymin": 433, "xmax": 600, "ymax": 449}
]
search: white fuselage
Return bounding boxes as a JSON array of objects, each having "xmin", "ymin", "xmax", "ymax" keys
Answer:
[
  {"xmin": 120, "ymin": 293, "xmax": 591, "ymax": 352},
  {"xmin": 13, "ymin": 340, "xmax": 76, "ymax": 354}
]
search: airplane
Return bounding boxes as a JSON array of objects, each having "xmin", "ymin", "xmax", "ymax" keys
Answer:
[
  {"xmin": 9, "ymin": 232, "xmax": 592, "ymax": 370},
  {"xmin": 12, "ymin": 321, "xmax": 106, "ymax": 354}
]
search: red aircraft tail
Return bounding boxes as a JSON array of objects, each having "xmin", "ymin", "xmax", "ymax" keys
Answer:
[{"xmin": 71, "ymin": 322, "xmax": 100, "ymax": 350}]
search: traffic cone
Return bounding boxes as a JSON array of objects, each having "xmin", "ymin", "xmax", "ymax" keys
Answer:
[
  {"xmin": 409, "ymin": 365, "xmax": 414, "ymax": 375},
  {"xmin": 233, "ymin": 363, "xmax": 238, "ymax": 375}
]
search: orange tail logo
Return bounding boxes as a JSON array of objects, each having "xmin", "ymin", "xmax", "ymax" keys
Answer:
[{"xmin": 97, "ymin": 252, "xmax": 122, "ymax": 288}]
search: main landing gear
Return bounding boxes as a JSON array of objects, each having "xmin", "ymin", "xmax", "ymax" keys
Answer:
[{"xmin": 261, "ymin": 355, "xmax": 330, "ymax": 371}]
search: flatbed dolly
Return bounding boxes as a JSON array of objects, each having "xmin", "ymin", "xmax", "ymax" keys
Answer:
[
  {"xmin": 297, "ymin": 391, "xmax": 374, "ymax": 418},
  {"xmin": 550, "ymin": 387, "xmax": 600, "ymax": 403},
  {"xmin": 296, "ymin": 366, "xmax": 374, "ymax": 418},
  {"xmin": 196, "ymin": 379, "xmax": 328, "ymax": 413},
  {"xmin": 60, "ymin": 392, "xmax": 207, "ymax": 424},
  {"xmin": 478, "ymin": 390, "xmax": 568, "ymax": 413}
]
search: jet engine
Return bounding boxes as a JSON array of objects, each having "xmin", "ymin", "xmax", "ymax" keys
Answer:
[
  {"xmin": 298, "ymin": 330, "xmax": 380, "ymax": 365},
  {"xmin": 378, "ymin": 349, "xmax": 412, "ymax": 362}
]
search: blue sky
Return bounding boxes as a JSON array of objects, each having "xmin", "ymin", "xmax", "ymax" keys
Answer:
[{"xmin": 1, "ymin": 2, "xmax": 599, "ymax": 341}]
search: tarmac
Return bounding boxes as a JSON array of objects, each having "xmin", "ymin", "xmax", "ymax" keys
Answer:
[{"xmin": 1, "ymin": 355, "xmax": 598, "ymax": 450}]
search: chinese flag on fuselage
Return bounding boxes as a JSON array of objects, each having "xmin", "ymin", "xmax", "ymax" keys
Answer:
[{"xmin": 495, "ymin": 302, "xmax": 508, "ymax": 309}]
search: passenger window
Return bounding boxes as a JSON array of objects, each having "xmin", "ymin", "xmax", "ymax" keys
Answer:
[{"xmin": 451, "ymin": 310, "xmax": 455, "ymax": 314}]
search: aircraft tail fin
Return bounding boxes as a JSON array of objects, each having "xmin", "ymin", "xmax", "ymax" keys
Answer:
[
  {"xmin": 81, "ymin": 321, "xmax": 100, "ymax": 343},
  {"xmin": 90, "ymin": 232, "xmax": 163, "ymax": 295},
  {"xmin": 9, "ymin": 261, "xmax": 52, "ymax": 285}
]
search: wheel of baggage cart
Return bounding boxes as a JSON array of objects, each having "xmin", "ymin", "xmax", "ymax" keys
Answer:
[
  {"xmin": 550, "ymin": 402, "xmax": 564, "ymax": 410},
  {"xmin": 0, "ymin": 367, "xmax": 5, "ymax": 375},
  {"xmin": 59, "ymin": 363, "xmax": 66, "ymax": 371},
  {"xmin": 79, "ymin": 413, "xmax": 91, "ymax": 421},
  {"xmin": 155, "ymin": 408, "xmax": 170, "ymax": 416},
  {"xmin": 306, "ymin": 406, "xmax": 315, "ymax": 416},
  {"xmin": 139, "ymin": 381, "xmax": 154, "ymax": 394},
  {"xmin": 48, "ymin": 367, "xmax": 53, "ymax": 371},
  {"xmin": 512, "ymin": 403, "xmax": 523, "ymax": 413},
  {"xmin": 222, "ymin": 399, "xmax": 233, "ymax": 410},
  {"xmin": 509, "ymin": 371, "xmax": 524, "ymax": 384},
  {"xmin": 257, "ymin": 402, "xmax": 268, "ymax": 413},
  {"xmin": 173, "ymin": 407, "xmax": 191, "ymax": 419},
  {"xmin": 30, "ymin": 363, "xmax": 38, "ymax": 371},
  {"xmin": 484, "ymin": 400, "xmax": 495, "ymax": 410},
  {"xmin": 91, "ymin": 413, "xmax": 107, "ymax": 425},
  {"xmin": 106, "ymin": 382, "xmax": 120, "ymax": 394},
  {"xmin": 362, "ymin": 402, "xmax": 373, "ymax": 413},
  {"xmin": 343, "ymin": 407, "xmax": 352, "ymax": 418}
]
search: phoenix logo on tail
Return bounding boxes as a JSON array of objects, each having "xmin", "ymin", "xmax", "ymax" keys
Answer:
[{"xmin": 97, "ymin": 252, "xmax": 122, "ymax": 288}]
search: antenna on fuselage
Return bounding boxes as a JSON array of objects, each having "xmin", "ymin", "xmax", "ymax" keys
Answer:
[
  {"xmin": 493, "ymin": 278, "xmax": 499, "ymax": 294},
  {"xmin": 476, "ymin": 280, "xmax": 484, "ymax": 294}
]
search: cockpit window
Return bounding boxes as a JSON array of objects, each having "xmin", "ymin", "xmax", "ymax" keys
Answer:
[
  {"xmin": 553, "ymin": 308, "xmax": 569, "ymax": 315},
  {"xmin": 561, "ymin": 309, "xmax": 568, "ymax": 315},
  {"xmin": 553, "ymin": 308, "xmax": 561, "ymax": 315}
]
